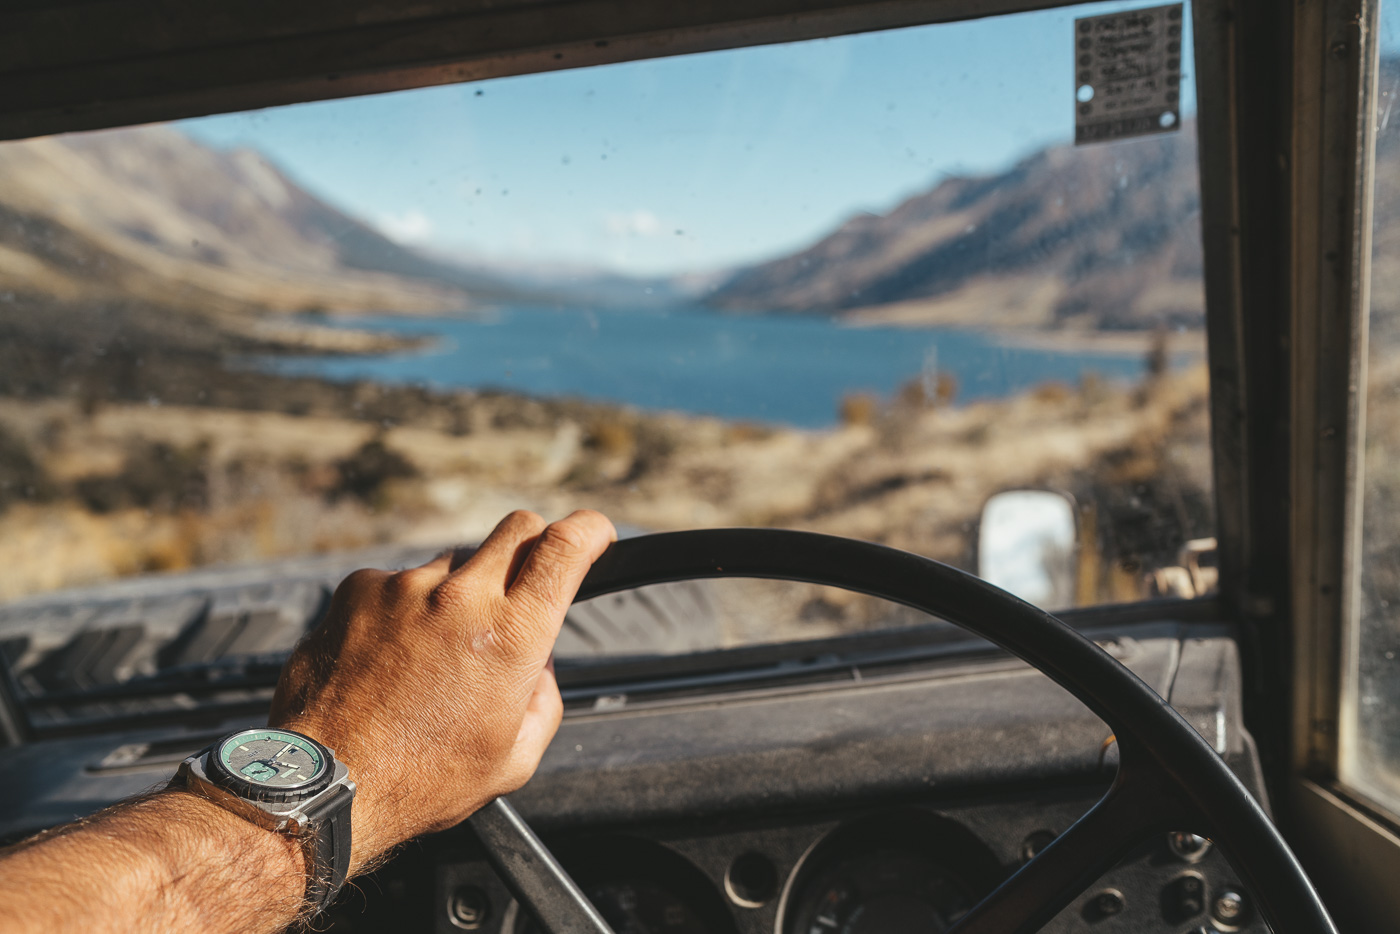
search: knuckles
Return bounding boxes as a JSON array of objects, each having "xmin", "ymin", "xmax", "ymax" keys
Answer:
[
  {"xmin": 529, "ymin": 517, "xmax": 599, "ymax": 574},
  {"xmin": 426, "ymin": 574, "xmax": 493, "ymax": 622},
  {"xmin": 337, "ymin": 567, "xmax": 390, "ymax": 602},
  {"xmin": 385, "ymin": 565, "xmax": 441, "ymax": 596},
  {"xmin": 538, "ymin": 520, "xmax": 593, "ymax": 562},
  {"xmin": 496, "ymin": 509, "xmax": 548, "ymax": 539},
  {"xmin": 563, "ymin": 508, "xmax": 615, "ymax": 544}
]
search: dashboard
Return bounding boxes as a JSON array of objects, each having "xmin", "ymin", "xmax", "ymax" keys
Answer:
[
  {"xmin": 0, "ymin": 556, "xmax": 1266, "ymax": 934},
  {"xmin": 420, "ymin": 794, "xmax": 1252, "ymax": 934}
]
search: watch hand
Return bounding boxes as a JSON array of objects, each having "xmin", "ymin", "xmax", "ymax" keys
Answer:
[{"xmin": 274, "ymin": 743, "xmax": 295, "ymax": 760}]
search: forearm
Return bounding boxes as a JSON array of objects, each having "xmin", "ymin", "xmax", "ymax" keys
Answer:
[
  {"xmin": 0, "ymin": 509, "xmax": 609, "ymax": 934},
  {"xmin": 1, "ymin": 789, "xmax": 307, "ymax": 934}
]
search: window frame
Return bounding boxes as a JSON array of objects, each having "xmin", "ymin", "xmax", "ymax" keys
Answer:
[
  {"xmin": 0, "ymin": 0, "xmax": 1128, "ymax": 142},
  {"xmin": 1283, "ymin": 0, "xmax": 1400, "ymax": 930}
]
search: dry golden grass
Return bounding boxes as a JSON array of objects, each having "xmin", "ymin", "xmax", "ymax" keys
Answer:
[{"xmin": 0, "ymin": 363, "xmax": 1212, "ymax": 611}]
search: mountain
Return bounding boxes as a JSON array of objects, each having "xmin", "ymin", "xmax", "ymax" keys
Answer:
[
  {"xmin": 708, "ymin": 124, "xmax": 1205, "ymax": 332},
  {"xmin": 1368, "ymin": 60, "xmax": 1400, "ymax": 340},
  {"xmin": 0, "ymin": 126, "xmax": 520, "ymax": 322}
]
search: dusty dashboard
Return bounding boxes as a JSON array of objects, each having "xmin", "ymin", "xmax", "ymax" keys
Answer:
[
  {"xmin": 420, "ymin": 794, "xmax": 1253, "ymax": 934},
  {"xmin": 403, "ymin": 622, "xmax": 1265, "ymax": 934},
  {"xmin": 0, "ymin": 555, "xmax": 1265, "ymax": 934}
]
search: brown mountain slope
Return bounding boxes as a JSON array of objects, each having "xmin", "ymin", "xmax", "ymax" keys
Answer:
[
  {"xmin": 709, "ymin": 124, "xmax": 1205, "ymax": 332},
  {"xmin": 58, "ymin": 129, "xmax": 523, "ymax": 298},
  {"xmin": 0, "ymin": 126, "xmax": 500, "ymax": 320}
]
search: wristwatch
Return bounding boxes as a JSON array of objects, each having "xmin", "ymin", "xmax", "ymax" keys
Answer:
[{"xmin": 170, "ymin": 727, "xmax": 356, "ymax": 911}]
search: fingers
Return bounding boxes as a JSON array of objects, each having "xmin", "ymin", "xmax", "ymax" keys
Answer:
[
  {"xmin": 399, "ymin": 545, "xmax": 482, "ymax": 597},
  {"xmin": 430, "ymin": 510, "xmax": 613, "ymax": 667},
  {"xmin": 506, "ymin": 510, "xmax": 616, "ymax": 625},
  {"xmin": 447, "ymin": 510, "xmax": 549, "ymax": 595}
]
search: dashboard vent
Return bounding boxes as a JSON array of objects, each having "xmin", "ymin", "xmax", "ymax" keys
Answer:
[{"xmin": 0, "ymin": 543, "xmax": 724, "ymax": 739}]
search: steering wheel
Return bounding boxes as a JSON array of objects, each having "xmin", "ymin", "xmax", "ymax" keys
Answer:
[{"xmin": 466, "ymin": 529, "xmax": 1337, "ymax": 934}]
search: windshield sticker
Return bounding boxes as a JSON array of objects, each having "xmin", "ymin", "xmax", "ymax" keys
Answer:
[{"xmin": 1074, "ymin": 3, "xmax": 1184, "ymax": 144}]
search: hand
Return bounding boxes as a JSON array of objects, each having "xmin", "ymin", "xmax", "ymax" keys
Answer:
[{"xmin": 269, "ymin": 509, "xmax": 616, "ymax": 869}]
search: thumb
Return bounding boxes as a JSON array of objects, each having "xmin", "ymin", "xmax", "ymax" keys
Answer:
[{"xmin": 503, "ymin": 661, "xmax": 564, "ymax": 791}]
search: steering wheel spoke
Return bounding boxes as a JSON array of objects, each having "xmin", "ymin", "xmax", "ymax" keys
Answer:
[
  {"xmin": 468, "ymin": 797, "xmax": 617, "ymax": 934},
  {"xmin": 947, "ymin": 751, "xmax": 1188, "ymax": 934}
]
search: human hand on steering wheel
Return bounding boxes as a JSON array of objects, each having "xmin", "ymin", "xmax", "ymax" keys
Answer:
[
  {"xmin": 0, "ymin": 509, "xmax": 617, "ymax": 934},
  {"xmin": 269, "ymin": 509, "xmax": 616, "ymax": 873}
]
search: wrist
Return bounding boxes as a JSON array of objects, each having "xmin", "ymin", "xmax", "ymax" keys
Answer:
[
  {"xmin": 273, "ymin": 716, "xmax": 396, "ymax": 870},
  {"xmin": 150, "ymin": 789, "xmax": 308, "ymax": 910}
]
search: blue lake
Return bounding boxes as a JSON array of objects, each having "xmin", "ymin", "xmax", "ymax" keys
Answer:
[{"xmin": 266, "ymin": 305, "xmax": 1175, "ymax": 429}]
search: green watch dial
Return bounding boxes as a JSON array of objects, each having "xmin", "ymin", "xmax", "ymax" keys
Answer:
[{"xmin": 218, "ymin": 729, "xmax": 327, "ymax": 789}]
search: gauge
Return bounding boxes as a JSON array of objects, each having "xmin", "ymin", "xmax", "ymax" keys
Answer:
[
  {"xmin": 519, "ymin": 877, "xmax": 713, "ymax": 934},
  {"xmin": 782, "ymin": 811, "xmax": 1000, "ymax": 934},
  {"xmin": 514, "ymin": 837, "xmax": 737, "ymax": 934},
  {"xmin": 787, "ymin": 848, "xmax": 974, "ymax": 934}
]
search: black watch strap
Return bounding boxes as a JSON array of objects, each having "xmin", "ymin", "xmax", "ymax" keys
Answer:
[{"xmin": 300, "ymin": 783, "xmax": 354, "ymax": 910}]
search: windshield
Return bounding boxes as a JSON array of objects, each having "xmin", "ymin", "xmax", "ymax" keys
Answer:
[{"xmin": 0, "ymin": 1, "xmax": 1213, "ymax": 660}]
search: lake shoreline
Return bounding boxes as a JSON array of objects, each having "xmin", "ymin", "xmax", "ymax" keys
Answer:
[
  {"xmin": 835, "ymin": 311, "xmax": 1205, "ymax": 356},
  {"xmin": 323, "ymin": 301, "xmax": 1209, "ymax": 358},
  {"xmin": 979, "ymin": 328, "xmax": 1206, "ymax": 356},
  {"xmin": 268, "ymin": 304, "xmax": 1181, "ymax": 429}
]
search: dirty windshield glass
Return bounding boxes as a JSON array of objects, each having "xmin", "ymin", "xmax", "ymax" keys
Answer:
[
  {"xmin": 1344, "ymin": 0, "xmax": 1400, "ymax": 818},
  {"xmin": 0, "ymin": 2, "xmax": 1213, "ymax": 661}
]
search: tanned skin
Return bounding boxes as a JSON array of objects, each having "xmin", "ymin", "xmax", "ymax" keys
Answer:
[{"xmin": 0, "ymin": 508, "xmax": 617, "ymax": 934}]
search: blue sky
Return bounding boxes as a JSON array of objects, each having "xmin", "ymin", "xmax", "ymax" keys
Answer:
[
  {"xmin": 181, "ymin": 1, "xmax": 1197, "ymax": 277},
  {"xmin": 1385, "ymin": 1, "xmax": 1400, "ymax": 54}
]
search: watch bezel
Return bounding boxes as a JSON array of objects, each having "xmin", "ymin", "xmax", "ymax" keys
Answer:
[{"xmin": 207, "ymin": 728, "xmax": 335, "ymax": 801}]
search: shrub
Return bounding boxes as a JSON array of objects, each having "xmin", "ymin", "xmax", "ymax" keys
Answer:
[
  {"xmin": 0, "ymin": 424, "xmax": 54, "ymax": 512},
  {"xmin": 74, "ymin": 439, "xmax": 210, "ymax": 514},
  {"xmin": 839, "ymin": 392, "xmax": 880, "ymax": 426},
  {"xmin": 331, "ymin": 437, "xmax": 418, "ymax": 504}
]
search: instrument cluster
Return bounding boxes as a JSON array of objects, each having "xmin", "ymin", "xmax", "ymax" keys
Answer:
[{"xmin": 430, "ymin": 798, "xmax": 1265, "ymax": 934}]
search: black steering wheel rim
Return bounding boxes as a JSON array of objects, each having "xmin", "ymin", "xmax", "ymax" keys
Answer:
[{"xmin": 471, "ymin": 528, "xmax": 1336, "ymax": 934}]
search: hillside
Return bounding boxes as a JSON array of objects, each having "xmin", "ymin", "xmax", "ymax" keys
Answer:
[
  {"xmin": 709, "ymin": 125, "xmax": 1205, "ymax": 333},
  {"xmin": 1367, "ymin": 59, "xmax": 1400, "ymax": 338},
  {"xmin": 0, "ymin": 126, "xmax": 520, "ymax": 324}
]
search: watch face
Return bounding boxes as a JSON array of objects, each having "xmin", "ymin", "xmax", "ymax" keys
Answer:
[{"xmin": 216, "ymin": 728, "xmax": 328, "ymax": 791}]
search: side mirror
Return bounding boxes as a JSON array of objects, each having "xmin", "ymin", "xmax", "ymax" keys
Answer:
[{"xmin": 977, "ymin": 490, "xmax": 1078, "ymax": 608}]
